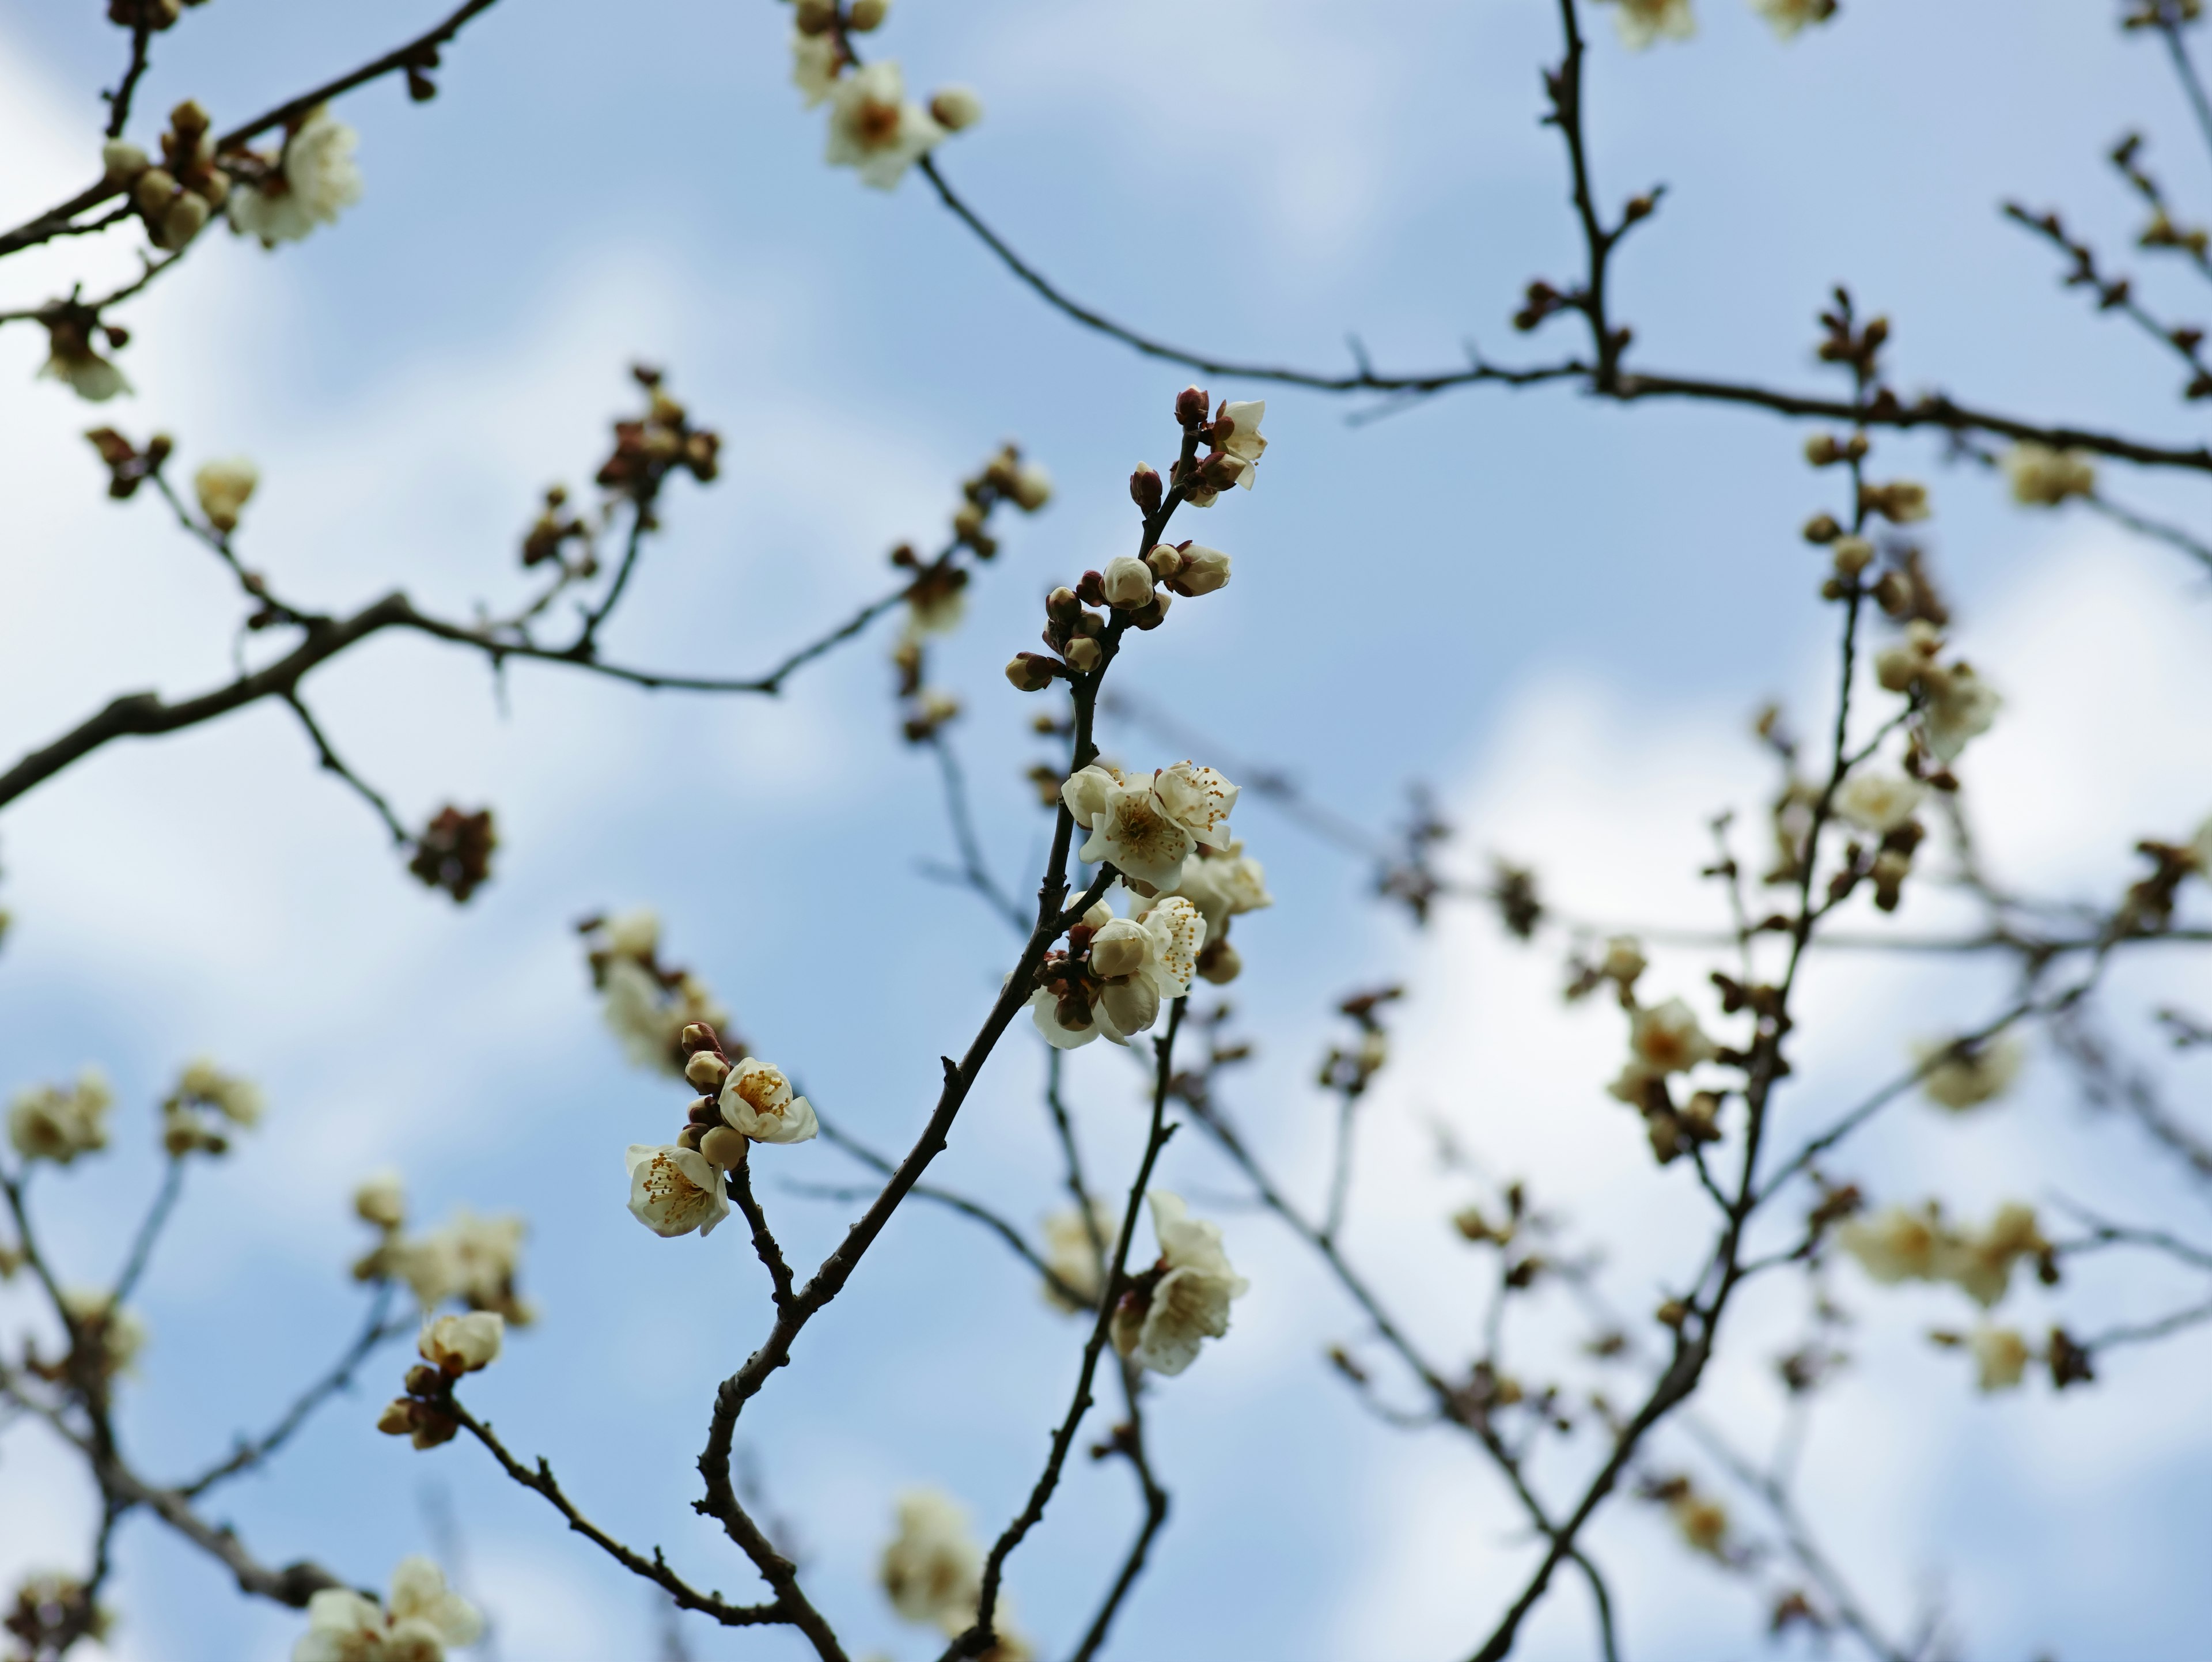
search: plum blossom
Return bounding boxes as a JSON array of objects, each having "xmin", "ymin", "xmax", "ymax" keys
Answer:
[
  {"xmin": 1598, "ymin": 0, "xmax": 1695, "ymax": 50},
  {"xmin": 930, "ymin": 86, "xmax": 984, "ymax": 132},
  {"xmin": 718, "ymin": 1057, "xmax": 819, "ymax": 1144},
  {"xmin": 825, "ymin": 61, "xmax": 944, "ymax": 190},
  {"xmin": 1938, "ymin": 1202, "xmax": 2046, "ymax": 1308},
  {"xmin": 292, "ymin": 1557, "xmax": 482, "ymax": 1662},
  {"xmin": 1062, "ymin": 762, "xmax": 1238, "ymax": 892},
  {"xmin": 1914, "ymin": 1032, "xmax": 2027, "ymax": 1111},
  {"xmin": 58, "ymin": 1289, "xmax": 146, "ymax": 1379},
  {"xmin": 229, "ymin": 105, "xmax": 362, "ymax": 247},
  {"xmin": 192, "ymin": 459, "xmax": 259, "ymax": 533},
  {"xmin": 1834, "ymin": 771, "xmax": 1925, "ymax": 834},
  {"xmin": 791, "ymin": 31, "xmax": 842, "ymax": 105},
  {"xmin": 418, "ymin": 1311, "xmax": 502, "ymax": 1376},
  {"xmin": 1111, "ymin": 1190, "xmax": 1248, "ymax": 1376},
  {"xmin": 381, "ymin": 1209, "xmax": 532, "ymax": 1324},
  {"xmin": 355, "ymin": 1170, "xmax": 406, "ymax": 1231},
  {"xmin": 1967, "ymin": 1326, "xmax": 2031, "ymax": 1391},
  {"xmin": 1606, "ymin": 997, "xmax": 1718, "ymax": 1102},
  {"xmin": 1872, "ymin": 623, "xmax": 2002, "ymax": 761},
  {"xmin": 1156, "ymin": 840, "xmax": 1271, "ymax": 939},
  {"xmin": 590, "ymin": 910, "xmax": 731, "ymax": 1076},
  {"xmin": 2001, "ymin": 442, "xmax": 2096, "ymax": 506},
  {"xmin": 880, "ymin": 1489, "xmax": 983, "ymax": 1630},
  {"xmin": 625, "ymin": 1143, "xmax": 730, "ymax": 1238},
  {"xmin": 1029, "ymin": 895, "xmax": 1205, "ymax": 1049},
  {"xmin": 37, "ymin": 315, "xmax": 130, "ymax": 402},
  {"xmin": 1836, "ymin": 1204, "xmax": 1942, "ymax": 1285},
  {"xmin": 175, "ymin": 1057, "xmax": 264, "ymax": 1126},
  {"xmin": 1041, "ymin": 1198, "xmax": 1120, "ymax": 1312},
  {"xmin": 8, "ymin": 1069, "xmax": 113, "ymax": 1165}
]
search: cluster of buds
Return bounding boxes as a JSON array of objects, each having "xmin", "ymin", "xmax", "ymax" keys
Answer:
[
  {"xmin": 5, "ymin": 1571, "xmax": 113, "ymax": 1662},
  {"xmin": 377, "ymin": 1313, "xmax": 504, "ymax": 1451},
  {"xmin": 1318, "ymin": 987, "xmax": 1400, "ymax": 1097},
  {"xmin": 1450, "ymin": 1180, "xmax": 1558, "ymax": 1294},
  {"xmin": 1925, "ymin": 1323, "xmax": 2083, "ymax": 1393},
  {"xmin": 2119, "ymin": 824, "xmax": 2212, "ymax": 934},
  {"xmin": 1830, "ymin": 770, "xmax": 1930, "ymax": 912},
  {"xmin": 623, "ymin": 1027, "xmax": 817, "ymax": 1240},
  {"xmin": 105, "ymin": 100, "xmax": 229, "ymax": 251},
  {"xmin": 81, "ymin": 429, "xmax": 170, "ymax": 504},
  {"xmin": 29, "ymin": 1290, "xmax": 146, "ymax": 1389},
  {"xmin": 407, "ymin": 805, "xmax": 497, "ymax": 904},
  {"xmin": 951, "ymin": 442, "xmax": 1052, "ymax": 558},
  {"xmin": 580, "ymin": 910, "xmax": 733, "ymax": 1076},
  {"xmin": 1511, "ymin": 277, "xmax": 1573, "ymax": 334},
  {"xmin": 107, "ymin": 0, "xmax": 206, "ymax": 26},
  {"xmin": 1642, "ymin": 1475, "xmax": 1737, "ymax": 1564},
  {"xmin": 594, "ymin": 367, "xmax": 721, "ymax": 508},
  {"xmin": 519, "ymin": 484, "xmax": 595, "ymax": 571},
  {"xmin": 2113, "ymin": 132, "xmax": 2212, "ymax": 262},
  {"xmin": 1585, "ymin": 942, "xmax": 1737, "ymax": 1160},
  {"xmin": 1874, "ymin": 619, "xmax": 2002, "ymax": 768},
  {"xmin": 1164, "ymin": 387, "xmax": 1268, "ymax": 506},
  {"xmin": 158, "ymin": 1058, "xmax": 264, "ymax": 1157},
  {"xmin": 1837, "ymin": 1199, "xmax": 2056, "ymax": 1309},
  {"xmin": 39, "ymin": 305, "xmax": 131, "ymax": 403},
  {"xmin": 1813, "ymin": 289, "xmax": 1890, "ymax": 385},
  {"xmin": 1028, "ymin": 895, "xmax": 1206, "ymax": 1048},
  {"xmin": 6, "ymin": 1069, "xmax": 113, "ymax": 1167},
  {"xmin": 789, "ymin": 8, "xmax": 981, "ymax": 191},
  {"xmin": 348, "ymin": 1173, "xmax": 536, "ymax": 1326}
]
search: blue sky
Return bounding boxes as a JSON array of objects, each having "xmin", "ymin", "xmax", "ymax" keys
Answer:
[{"xmin": 3, "ymin": 2, "xmax": 2212, "ymax": 1659}]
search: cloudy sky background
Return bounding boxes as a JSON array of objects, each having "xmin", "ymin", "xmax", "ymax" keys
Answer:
[{"xmin": 3, "ymin": 1, "xmax": 2212, "ymax": 1659}]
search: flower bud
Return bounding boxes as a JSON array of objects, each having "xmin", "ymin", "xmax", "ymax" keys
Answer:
[
  {"xmin": 1801, "ymin": 512, "xmax": 1841, "ymax": 545},
  {"xmin": 952, "ymin": 502, "xmax": 986, "ymax": 540},
  {"xmin": 1197, "ymin": 939, "xmax": 1242, "ymax": 984},
  {"xmin": 1046, "ymin": 585, "xmax": 1081, "ymax": 623},
  {"xmin": 1100, "ymin": 976, "xmax": 1160, "ymax": 1036},
  {"xmin": 1804, "ymin": 433, "xmax": 1843, "ymax": 467},
  {"xmin": 168, "ymin": 98, "xmax": 210, "ymax": 137},
  {"xmin": 378, "ymin": 1399, "xmax": 418, "ymax": 1436},
  {"xmin": 404, "ymin": 1364, "xmax": 444, "ymax": 1396},
  {"xmin": 1088, "ymin": 919, "xmax": 1147, "ymax": 979},
  {"xmin": 1830, "ymin": 535, "xmax": 1874, "ymax": 577},
  {"xmin": 1075, "ymin": 569, "xmax": 1108, "ymax": 607},
  {"xmin": 1145, "ymin": 543, "xmax": 1181, "ymax": 580},
  {"xmin": 794, "ymin": 0, "xmax": 837, "ymax": 32},
  {"xmin": 1174, "ymin": 386, "xmax": 1211, "ymax": 427},
  {"xmin": 1130, "ymin": 590, "xmax": 1172, "ymax": 630},
  {"xmin": 1065, "ymin": 636, "xmax": 1102, "ymax": 673},
  {"xmin": 100, "ymin": 139, "xmax": 149, "ymax": 181},
  {"xmin": 133, "ymin": 167, "xmax": 177, "ymax": 215},
  {"xmin": 161, "ymin": 190, "xmax": 209, "ymax": 248},
  {"xmin": 676, "ymin": 1123, "xmax": 705, "ymax": 1151},
  {"xmin": 1101, "ymin": 554, "xmax": 1155, "ymax": 609},
  {"xmin": 930, "ymin": 85, "xmax": 984, "ymax": 131},
  {"xmin": 686, "ymin": 1095, "xmax": 719, "ymax": 1126},
  {"xmin": 684, "ymin": 1051, "xmax": 732, "ymax": 1091},
  {"xmin": 679, "ymin": 1023, "xmax": 721, "ymax": 1054},
  {"xmin": 847, "ymin": 0, "xmax": 890, "ymax": 28},
  {"xmin": 1129, "ymin": 464, "xmax": 1164, "ymax": 515},
  {"xmin": 699, "ymin": 1125, "xmax": 750, "ymax": 1168},
  {"xmin": 1005, "ymin": 653, "xmax": 1059, "ymax": 692},
  {"xmin": 1168, "ymin": 544, "xmax": 1230, "ymax": 596},
  {"xmin": 1009, "ymin": 458, "xmax": 1050, "ymax": 509}
]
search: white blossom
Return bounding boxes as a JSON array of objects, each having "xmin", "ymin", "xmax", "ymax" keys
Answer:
[
  {"xmin": 1833, "ymin": 771, "xmax": 1925, "ymax": 834},
  {"xmin": 192, "ymin": 459, "xmax": 259, "ymax": 534},
  {"xmin": 37, "ymin": 325, "xmax": 131, "ymax": 402},
  {"xmin": 880, "ymin": 1489, "xmax": 983, "ymax": 1630},
  {"xmin": 1030, "ymin": 895, "xmax": 1205, "ymax": 1049},
  {"xmin": 2001, "ymin": 442, "xmax": 2096, "ymax": 507},
  {"xmin": 1062, "ymin": 762, "xmax": 1238, "ymax": 894},
  {"xmin": 8, "ymin": 1069, "xmax": 114, "ymax": 1164},
  {"xmin": 418, "ymin": 1311, "xmax": 503, "ymax": 1376},
  {"xmin": 1111, "ymin": 1190, "xmax": 1248, "ymax": 1376},
  {"xmin": 1041, "ymin": 1199, "xmax": 1120, "ymax": 1312},
  {"xmin": 355, "ymin": 1169, "xmax": 407, "ymax": 1231},
  {"xmin": 1967, "ymin": 1325, "xmax": 2031, "ymax": 1391},
  {"xmin": 600, "ymin": 954, "xmax": 730, "ymax": 1076},
  {"xmin": 386, "ymin": 1208, "xmax": 531, "ymax": 1322},
  {"xmin": 824, "ymin": 61, "xmax": 944, "ymax": 190},
  {"xmin": 791, "ymin": 31, "xmax": 842, "ymax": 105},
  {"xmin": 1158, "ymin": 841, "xmax": 1272, "ymax": 938},
  {"xmin": 58, "ymin": 1288, "xmax": 146, "ymax": 1378},
  {"xmin": 625, "ymin": 1143, "xmax": 730, "ymax": 1238},
  {"xmin": 1914, "ymin": 1032, "xmax": 2027, "ymax": 1111},
  {"xmin": 602, "ymin": 906, "xmax": 662, "ymax": 960},
  {"xmin": 1937, "ymin": 1202, "xmax": 2044, "ymax": 1308},
  {"xmin": 1923, "ymin": 664, "xmax": 2002, "ymax": 763},
  {"xmin": 1215, "ymin": 400, "xmax": 1267, "ymax": 470},
  {"xmin": 293, "ymin": 1557, "xmax": 482, "ymax": 1662},
  {"xmin": 229, "ymin": 105, "xmax": 363, "ymax": 247},
  {"xmin": 1606, "ymin": 997, "xmax": 1718, "ymax": 1101},
  {"xmin": 176, "ymin": 1057, "xmax": 265, "ymax": 1125},
  {"xmin": 1100, "ymin": 554, "xmax": 1156, "ymax": 610},
  {"xmin": 1598, "ymin": 0, "xmax": 1695, "ymax": 50},
  {"xmin": 718, "ymin": 1057, "xmax": 819, "ymax": 1144},
  {"xmin": 1836, "ymin": 1203, "xmax": 1942, "ymax": 1285}
]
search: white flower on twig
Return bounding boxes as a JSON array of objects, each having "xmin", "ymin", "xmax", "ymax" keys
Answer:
[
  {"xmin": 229, "ymin": 105, "xmax": 362, "ymax": 247},
  {"xmin": 8, "ymin": 1069, "xmax": 113, "ymax": 1165},
  {"xmin": 1834, "ymin": 771, "xmax": 1925, "ymax": 834},
  {"xmin": 880, "ymin": 1489, "xmax": 983, "ymax": 1630},
  {"xmin": 1597, "ymin": 0, "xmax": 1695, "ymax": 50},
  {"xmin": 1111, "ymin": 1190, "xmax": 1248, "ymax": 1376},
  {"xmin": 625, "ymin": 1143, "xmax": 730, "ymax": 1238},
  {"xmin": 718, "ymin": 1057, "xmax": 819, "ymax": 1144},
  {"xmin": 1913, "ymin": 1032, "xmax": 2026, "ymax": 1111},
  {"xmin": 293, "ymin": 1557, "xmax": 482, "ymax": 1662},
  {"xmin": 825, "ymin": 61, "xmax": 944, "ymax": 190}
]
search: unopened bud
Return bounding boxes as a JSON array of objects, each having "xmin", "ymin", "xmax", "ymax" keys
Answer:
[
  {"xmin": 1801, "ymin": 512, "xmax": 1841, "ymax": 544},
  {"xmin": 133, "ymin": 166, "xmax": 177, "ymax": 215},
  {"xmin": 100, "ymin": 139, "xmax": 149, "ymax": 181},
  {"xmin": 1174, "ymin": 386, "xmax": 1211, "ymax": 427},
  {"xmin": 699, "ymin": 1125, "xmax": 750, "ymax": 1168},
  {"xmin": 1129, "ymin": 463, "xmax": 1164, "ymax": 515},
  {"xmin": 847, "ymin": 0, "xmax": 889, "ymax": 28},
  {"xmin": 676, "ymin": 1123, "xmax": 705, "ymax": 1151},
  {"xmin": 1046, "ymin": 585, "xmax": 1081, "ymax": 622},
  {"xmin": 378, "ymin": 1399, "xmax": 418, "ymax": 1436},
  {"xmin": 952, "ymin": 502, "xmax": 986, "ymax": 540},
  {"xmin": 1005, "ymin": 653, "xmax": 1059, "ymax": 692},
  {"xmin": 1804, "ymin": 433, "xmax": 1842, "ymax": 467},
  {"xmin": 1074, "ymin": 569, "xmax": 1107, "ymax": 607},
  {"xmin": 169, "ymin": 98, "xmax": 210, "ymax": 137},
  {"xmin": 1145, "ymin": 543, "xmax": 1181, "ymax": 580},
  {"xmin": 161, "ymin": 190, "xmax": 209, "ymax": 247},
  {"xmin": 1167, "ymin": 543, "xmax": 1230, "ymax": 596},
  {"xmin": 1830, "ymin": 535, "xmax": 1874, "ymax": 577},
  {"xmin": 679, "ymin": 1022, "xmax": 720, "ymax": 1054},
  {"xmin": 794, "ymin": 0, "xmax": 837, "ymax": 32},
  {"xmin": 1656, "ymin": 1298, "xmax": 1689, "ymax": 1328},
  {"xmin": 930, "ymin": 85, "xmax": 984, "ymax": 132},
  {"xmin": 1197, "ymin": 939, "xmax": 1242, "ymax": 984},
  {"xmin": 1101, "ymin": 554, "xmax": 1156, "ymax": 609},
  {"xmin": 404, "ymin": 1364, "xmax": 444, "ymax": 1396},
  {"xmin": 1065, "ymin": 636, "xmax": 1102, "ymax": 673},
  {"xmin": 686, "ymin": 1095, "xmax": 719, "ymax": 1126},
  {"xmin": 1131, "ymin": 590, "xmax": 1172, "ymax": 630},
  {"xmin": 684, "ymin": 1051, "xmax": 732, "ymax": 1091}
]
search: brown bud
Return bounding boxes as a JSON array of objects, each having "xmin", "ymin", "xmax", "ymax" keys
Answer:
[
  {"xmin": 377, "ymin": 1399, "xmax": 418, "ymax": 1436},
  {"xmin": 404, "ymin": 1364, "xmax": 444, "ymax": 1396},
  {"xmin": 676, "ymin": 1124, "xmax": 706, "ymax": 1151},
  {"xmin": 1197, "ymin": 939, "xmax": 1242, "ymax": 985},
  {"xmin": 1129, "ymin": 464, "xmax": 1164, "ymax": 515},
  {"xmin": 679, "ymin": 1023, "xmax": 720, "ymax": 1054},
  {"xmin": 686, "ymin": 1095, "xmax": 719, "ymax": 1126},
  {"xmin": 1074, "ymin": 570, "xmax": 1108, "ymax": 607},
  {"xmin": 1046, "ymin": 585, "xmax": 1081, "ymax": 624},
  {"xmin": 1174, "ymin": 386, "xmax": 1211, "ymax": 427},
  {"xmin": 1656, "ymin": 1298, "xmax": 1690, "ymax": 1329},
  {"xmin": 1801, "ymin": 512, "xmax": 1842, "ymax": 544},
  {"xmin": 1005, "ymin": 653, "xmax": 1060, "ymax": 692}
]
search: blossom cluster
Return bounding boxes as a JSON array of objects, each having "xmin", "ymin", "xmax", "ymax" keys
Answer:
[
  {"xmin": 624, "ymin": 1024, "xmax": 817, "ymax": 1240},
  {"xmin": 582, "ymin": 908, "xmax": 732, "ymax": 1076},
  {"xmin": 784, "ymin": 1, "xmax": 981, "ymax": 190},
  {"xmin": 377, "ymin": 1312, "xmax": 505, "ymax": 1450},
  {"xmin": 1585, "ymin": 940, "xmax": 1731, "ymax": 1163},
  {"xmin": 1109, "ymin": 1190, "xmax": 1249, "ymax": 1376},
  {"xmin": 7, "ymin": 1069, "xmax": 114, "ymax": 1165},
  {"xmin": 878, "ymin": 1490, "xmax": 1032, "ymax": 1660},
  {"xmin": 160, "ymin": 1057, "xmax": 266, "ymax": 1157},
  {"xmin": 1836, "ymin": 1199, "xmax": 2052, "ymax": 1309},
  {"xmin": 291, "ymin": 1558, "xmax": 482, "ymax": 1662},
  {"xmin": 351, "ymin": 1171, "xmax": 535, "ymax": 1326}
]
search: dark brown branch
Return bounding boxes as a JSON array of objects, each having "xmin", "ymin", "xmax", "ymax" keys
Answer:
[
  {"xmin": 726, "ymin": 1154, "xmax": 798, "ymax": 1318},
  {"xmin": 449, "ymin": 1401, "xmax": 788, "ymax": 1628},
  {"xmin": 104, "ymin": 21, "xmax": 154, "ymax": 141},
  {"xmin": 282, "ymin": 691, "xmax": 412, "ymax": 846}
]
